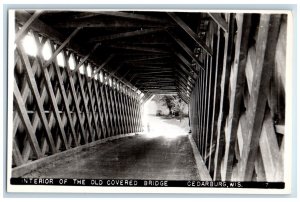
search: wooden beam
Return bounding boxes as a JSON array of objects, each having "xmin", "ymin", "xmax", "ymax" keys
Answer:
[
  {"xmin": 167, "ymin": 12, "xmax": 213, "ymax": 56},
  {"xmin": 135, "ymin": 80, "xmax": 174, "ymax": 84},
  {"xmin": 176, "ymin": 80, "xmax": 191, "ymax": 94},
  {"xmin": 47, "ymin": 42, "xmax": 79, "ymax": 147},
  {"xmin": 141, "ymin": 93, "xmax": 153, "ymax": 104},
  {"xmin": 119, "ymin": 90, "xmax": 130, "ymax": 133},
  {"xmin": 208, "ymin": 27, "xmax": 225, "ymax": 174},
  {"xmin": 54, "ymin": 19, "xmax": 172, "ymax": 28},
  {"xmin": 238, "ymin": 14, "xmax": 281, "ymax": 181},
  {"xmin": 117, "ymin": 52, "xmax": 170, "ymax": 56},
  {"xmin": 135, "ymin": 71, "xmax": 173, "ymax": 75},
  {"xmin": 177, "ymin": 63, "xmax": 197, "ymax": 80},
  {"xmin": 108, "ymin": 86, "xmax": 119, "ymax": 135},
  {"xmin": 125, "ymin": 56, "xmax": 171, "ymax": 62},
  {"xmin": 128, "ymin": 61, "xmax": 172, "ymax": 66},
  {"xmin": 222, "ymin": 14, "xmax": 252, "ymax": 180},
  {"xmin": 73, "ymin": 43, "xmax": 100, "ymax": 73},
  {"xmin": 111, "ymin": 71, "xmax": 137, "ymax": 92},
  {"xmin": 139, "ymin": 85, "xmax": 176, "ymax": 89},
  {"xmin": 129, "ymin": 74, "xmax": 137, "ymax": 82},
  {"xmin": 16, "ymin": 43, "xmax": 57, "ymax": 154},
  {"xmin": 15, "ymin": 10, "xmax": 43, "ymax": 43},
  {"xmin": 92, "ymin": 79, "xmax": 107, "ymax": 138},
  {"xmin": 99, "ymin": 83, "xmax": 111, "ymax": 137},
  {"xmin": 213, "ymin": 14, "xmax": 236, "ymax": 181},
  {"xmin": 208, "ymin": 13, "xmax": 229, "ymax": 32},
  {"xmin": 124, "ymin": 92, "xmax": 134, "ymax": 133},
  {"xmin": 204, "ymin": 52, "xmax": 214, "ymax": 162},
  {"xmin": 104, "ymin": 83, "xmax": 116, "ymax": 136},
  {"xmin": 61, "ymin": 50, "xmax": 88, "ymax": 144},
  {"xmin": 116, "ymin": 42, "xmax": 172, "ymax": 46},
  {"xmin": 84, "ymin": 70, "xmax": 102, "ymax": 140},
  {"xmin": 178, "ymin": 91, "xmax": 189, "ymax": 104},
  {"xmin": 16, "ymin": 10, "xmax": 131, "ymax": 87},
  {"xmin": 167, "ymin": 30, "xmax": 205, "ymax": 70},
  {"xmin": 174, "ymin": 51, "xmax": 198, "ymax": 74},
  {"xmin": 107, "ymin": 62, "xmax": 123, "ymax": 77},
  {"xmin": 109, "ymin": 36, "xmax": 173, "ymax": 45},
  {"xmin": 177, "ymin": 86, "xmax": 191, "ymax": 98},
  {"xmin": 147, "ymin": 90, "xmax": 178, "ymax": 93},
  {"xmin": 199, "ymin": 66, "xmax": 205, "ymax": 154},
  {"xmin": 13, "ymin": 80, "xmax": 43, "ymax": 159},
  {"xmin": 43, "ymin": 27, "xmax": 82, "ymax": 68},
  {"xmin": 106, "ymin": 44, "xmax": 169, "ymax": 54},
  {"xmin": 33, "ymin": 33, "xmax": 70, "ymax": 150},
  {"xmin": 13, "ymin": 40, "xmax": 51, "ymax": 160},
  {"xmin": 15, "ymin": 10, "xmax": 92, "ymax": 58},
  {"xmin": 91, "ymin": 54, "xmax": 115, "ymax": 77},
  {"xmin": 130, "ymin": 65, "xmax": 173, "ymax": 69},
  {"xmin": 75, "ymin": 11, "xmax": 170, "ymax": 23},
  {"xmin": 138, "ymin": 76, "xmax": 175, "ymax": 81},
  {"xmin": 13, "ymin": 140, "xmax": 24, "ymax": 166},
  {"xmin": 89, "ymin": 28, "xmax": 165, "ymax": 43},
  {"xmin": 136, "ymin": 77, "xmax": 175, "ymax": 80},
  {"xmin": 115, "ymin": 89, "xmax": 125, "ymax": 134},
  {"xmin": 131, "ymin": 68, "xmax": 174, "ymax": 73},
  {"xmin": 176, "ymin": 72, "xmax": 194, "ymax": 89}
]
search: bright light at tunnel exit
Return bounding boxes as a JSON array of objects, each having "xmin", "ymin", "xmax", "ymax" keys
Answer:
[{"xmin": 141, "ymin": 95, "xmax": 188, "ymax": 139}]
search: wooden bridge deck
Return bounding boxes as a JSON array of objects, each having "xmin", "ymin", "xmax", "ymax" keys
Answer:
[{"xmin": 23, "ymin": 134, "xmax": 200, "ymax": 180}]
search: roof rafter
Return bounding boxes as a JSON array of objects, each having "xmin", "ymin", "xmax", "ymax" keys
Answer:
[
  {"xmin": 75, "ymin": 11, "xmax": 170, "ymax": 24},
  {"xmin": 167, "ymin": 30, "xmax": 205, "ymax": 70},
  {"xmin": 208, "ymin": 13, "xmax": 229, "ymax": 32},
  {"xmin": 89, "ymin": 28, "xmax": 165, "ymax": 43},
  {"xmin": 106, "ymin": 44, "xmax": 169, "ymax": 53},
  {"xmin": 167, "ymin": 12, "xmax": 213, "ymax": 56}
]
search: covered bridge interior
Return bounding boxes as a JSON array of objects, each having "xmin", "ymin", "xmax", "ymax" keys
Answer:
[{"xmin": 12, "ymin": 10, "xmax": 286, "ymax": 182}]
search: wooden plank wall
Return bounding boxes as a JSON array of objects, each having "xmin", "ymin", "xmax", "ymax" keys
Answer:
[
  {"xmin": 189, "ymin": 13, "xmax": 286, "ymax": 182},
  {"xmin": 12, "ymin": 27, "xmax": 143, "ymax": 168}
]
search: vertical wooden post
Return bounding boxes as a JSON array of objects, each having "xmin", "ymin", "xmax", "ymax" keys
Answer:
[
  {"xmin": 204, "ymin": 54, "xmax": 213, "ymax": 162},
  {"xmin": 213, "ymin": 14, "xmax": 236, "ymax": 181},
  {"xmin": 198, "ymin": 70, "xmax": 203, "ymax": 150},
  {"xmin": 196, "ymin": 74, "xmax": 201, "ymax": 149},
  {"xmin": 208, "ymin": 27, "xmax": 225, "ymax": 173}
]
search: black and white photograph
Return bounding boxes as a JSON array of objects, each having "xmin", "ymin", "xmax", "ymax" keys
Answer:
[{"xmin": 6, "ymin": 8, "xmax": 293, "ymax": 194}]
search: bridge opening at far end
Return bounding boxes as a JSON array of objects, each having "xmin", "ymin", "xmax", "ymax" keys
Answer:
[{"xmin": 141, "ymin": 94, "xmax": 190, "ymax": 139}]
